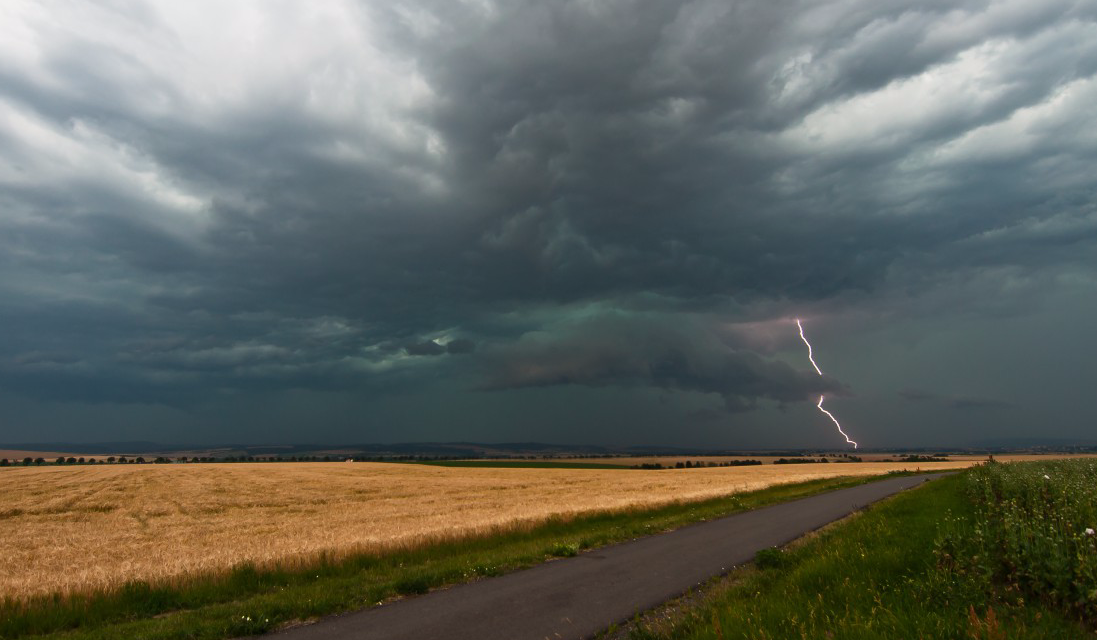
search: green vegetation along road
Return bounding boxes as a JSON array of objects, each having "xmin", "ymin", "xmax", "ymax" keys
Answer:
[{"xmin": 622, "ymin": 461, "xmax": 1093, "ymax": 639}]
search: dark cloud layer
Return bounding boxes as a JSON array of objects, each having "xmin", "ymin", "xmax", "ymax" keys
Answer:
[
  {"xmin": 898, "ymin": 389, "xmax": 1015, "ymax": 411},
  {"xmin": 0, "ymin": 0, "xmax": 1095, "ymax": 446},
  {"xmin": 406, "ymin": 339, "xmax": 475, "ymax": 356},
  {"xmin": 483, "ymin": 313, "xmax": 846, "ymax": 412}
]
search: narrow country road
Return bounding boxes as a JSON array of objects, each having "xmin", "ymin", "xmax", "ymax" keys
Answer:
[{"xmin": 263, "ymin": 473, "xmax": 946, "ymax": 640}]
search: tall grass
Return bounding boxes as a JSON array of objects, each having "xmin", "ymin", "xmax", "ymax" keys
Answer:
[{"xmin": 937, "ymin": 459, "xmax": 1097, "ymax": 623}]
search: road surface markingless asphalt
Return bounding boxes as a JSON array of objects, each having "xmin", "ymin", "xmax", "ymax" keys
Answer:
[{"xmin": 262, "ymin": 472, "xmax": 947, "ymax": 640}]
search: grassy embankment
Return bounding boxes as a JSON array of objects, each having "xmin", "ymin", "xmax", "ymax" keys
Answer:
[
  {"xmin": 1, "ymin": 473, "xmax": 900, "ymax": 640},
  {"xmin": 622, "ymin": 461, "xmax": 1095, "ymax": 639}
]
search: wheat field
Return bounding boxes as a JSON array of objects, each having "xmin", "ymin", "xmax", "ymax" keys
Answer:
[{"xmin": 1, "ymin": 460, "xmax": 976, "ymax": 600}]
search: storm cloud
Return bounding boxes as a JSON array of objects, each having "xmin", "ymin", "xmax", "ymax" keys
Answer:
[
  {"xmin": 0, "ymin": 0, "xmax": 1095, "ymax": 447},
  {"xmin": 482, "ymin": 313, "xmax": 846, "ymax": 412}
]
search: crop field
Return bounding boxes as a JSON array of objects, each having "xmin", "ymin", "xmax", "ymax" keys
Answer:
[{"xmin": 1, "ymin": 460, "xmax": 972, "ymax": 601}]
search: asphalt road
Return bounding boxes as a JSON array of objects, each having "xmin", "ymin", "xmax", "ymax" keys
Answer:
[{"xmin": 263, "ymin": 473, "xmax": 946, "ymax": 640}]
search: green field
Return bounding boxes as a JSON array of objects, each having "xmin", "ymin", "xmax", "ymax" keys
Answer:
[
  {"xmin": 1, "ymin": 474, "xmax": 890, "ymax": 640},
  {"xmin": 621, "ymin": 461, "xmax": 1094, "ymax": 639}
]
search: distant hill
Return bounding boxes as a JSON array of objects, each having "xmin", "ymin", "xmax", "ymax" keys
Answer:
[
  {"xmin": 6, "ymin": 440, "xmax": 1095, "ymax": 459},
  {"xmin": 1, "ymin": 441, "xmax": 782, "ymax": 458},
  {"xmin": 966, "ymin": 437, "xmax": 1097, "ymax": 449},
  {"xmin": 1, "ymin": 441, "xmax": 695, "ymax": 458},
  {"xmin": 1, "ymin": 441, "xmax": 165, "ymax": 455}
]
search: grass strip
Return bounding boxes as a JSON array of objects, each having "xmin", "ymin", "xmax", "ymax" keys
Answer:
[
  {"xmin": 624, "ymin": 473, "xmax": 1087, "ymax": 639},
  {"xmin": 5, "ymin": 473, "xmax": 902, "ymax": 640}
]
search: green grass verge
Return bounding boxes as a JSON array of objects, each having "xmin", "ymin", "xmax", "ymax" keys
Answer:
[
  {"xmin": 3, "ymin": 474, "xmax": 902, "ymax": 640},
  {"xmin": 626, "ymin": 472, "xmax": 1088, "ymax": 639},
  {"xmin": 405, "ymin": 459, "xmax": 630, "ymax": 469}
]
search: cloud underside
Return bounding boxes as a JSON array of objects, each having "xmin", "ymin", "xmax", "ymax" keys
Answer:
[
  {"xmin": 898, "ymin": 389, "xmax": 1015, "ymax": 410},
  {"xmin": 0, "ymin": 0, "xmax": 1094, "ymax": 436},
  {"xmin": 483, "ymin": 314, "xmax": 845, "ymax": 411}
]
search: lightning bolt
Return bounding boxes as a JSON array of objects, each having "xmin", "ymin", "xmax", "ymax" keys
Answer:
[
  {"xmin": 796, "ymin": 319, "xmax": 858, "ymax": 449},
  {"xmin": 797, "ymin": 319, "xmax": 823, "ymax": 376}
]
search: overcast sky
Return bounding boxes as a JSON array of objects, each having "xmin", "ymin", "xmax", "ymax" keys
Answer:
[{"xmin": 2, "ymin": 0, "xmax": 1095, "ymax": 448}]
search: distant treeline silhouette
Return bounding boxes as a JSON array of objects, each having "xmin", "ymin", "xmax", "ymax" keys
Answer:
[
  {"xmin": 0, "ymin": 452, "xmax": 873, "ymax": 467},
  {"xmin": 631, "ymin": 459, "xmax": 764, "ymax": 470}
]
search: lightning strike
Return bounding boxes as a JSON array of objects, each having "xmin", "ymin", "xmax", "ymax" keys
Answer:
[
  {"xmin": 797, "ymin": 318, "xmax": 822, "ymax": 376},
  {"xmin": 796, "ymin": 319, "xmax": 858, "ymax": 449}
]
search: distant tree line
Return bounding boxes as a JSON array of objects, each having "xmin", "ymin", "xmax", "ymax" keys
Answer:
[
  {"xmin": 631, "ymin": 459, "xmax": 765, "ymax": 470},
  {"xmin": 0, "ymin": 452, "xmax": 876, "ymax": 468},
  {"xmin": 893, "ymin": 454, "xmax": 947, "ymax": 463},
  {"xmin": 0, "ymin": 453, "xmax": 520, "ymax": 466},
  {"xmin": 1, "ymin": 457, "xmax": 46, "ymax": 466}
]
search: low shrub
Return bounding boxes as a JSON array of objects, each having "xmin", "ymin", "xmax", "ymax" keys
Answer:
[
  {"xmin": 753, "ymin": 547, "xmax": 790, "ymax": 570},
  {"xmin": 547, "ymin": 541, "xmax": 580, "ymax": 557}
]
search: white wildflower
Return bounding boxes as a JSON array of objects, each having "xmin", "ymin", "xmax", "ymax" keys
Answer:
[
  {"xmin": 1043, "ymin": 474, "xmax": 1050, "ymax": 479},
  {"xmin": 1086, "ymin": 527, "xmax": 1095, "ymax": 536}
]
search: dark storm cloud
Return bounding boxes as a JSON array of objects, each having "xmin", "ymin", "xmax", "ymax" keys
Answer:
[
  {"xmin": 482, "ymin": 313, "xmax": 845, "ymax": 412},
  {"xmin": 897, "ymin": 390, "xmax": 936, "ymax": 403},
  {"xmin": 898, "ymin": 390, "xmax": 1015, "ymax": 411},
  {"xmin": 0, "ymin": 0, "xmax": 1095, "ymax": 443},
  {"xmin": 405, "ymin": 338, "xmax": 476, "ymax": 356},
  {"xmin": 445, "ymin": 339, "xmax": 476, "ymax": 354},
  {"xmin": 405, "ymin": 340, "xmax": 445, "ymax": 356},
  {"xmin": 365, "ymin": 0, "xmax": 1097, "ymax": 308}
]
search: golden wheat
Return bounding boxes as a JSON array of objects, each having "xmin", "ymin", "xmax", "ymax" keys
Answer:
[{"xmin": 0, "ymin": 460, "xmax": 977, "ymax": 600}]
